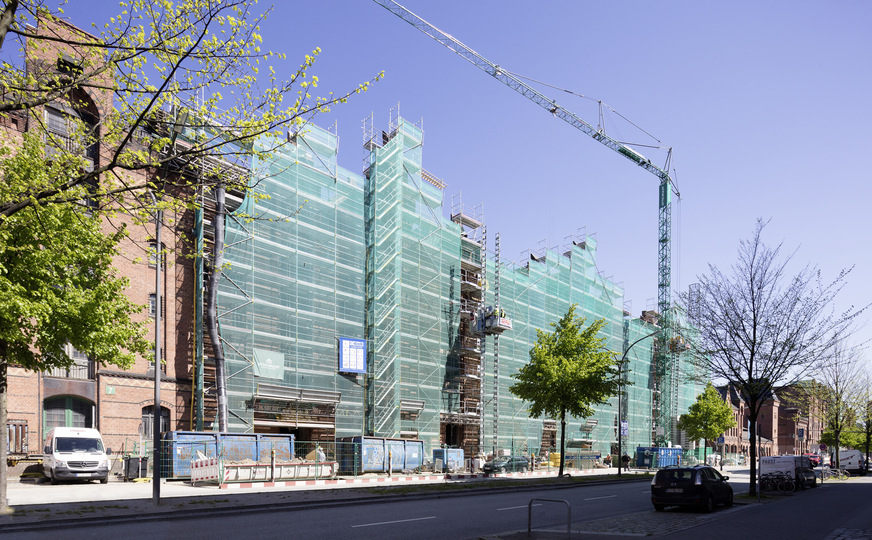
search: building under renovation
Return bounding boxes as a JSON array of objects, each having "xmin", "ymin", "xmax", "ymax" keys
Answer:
[{"xmin": 198, "ymin": 111, "xmax": 703, "ymax": 459}]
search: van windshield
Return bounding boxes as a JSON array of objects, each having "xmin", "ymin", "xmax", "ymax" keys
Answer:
[{"xmin": 56, "ymin": 437, "xmax": 103, "ymax": 453}]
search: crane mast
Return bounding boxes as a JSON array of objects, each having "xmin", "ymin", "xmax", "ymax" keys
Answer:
[{"xmin": 375, "ymin": 0, "xmax": 682, "ymax": 446}]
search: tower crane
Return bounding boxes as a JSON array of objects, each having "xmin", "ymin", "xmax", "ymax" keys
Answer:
[{"xmin": 374, "ymin": 1, "xmax": 683, "ymax": 445}]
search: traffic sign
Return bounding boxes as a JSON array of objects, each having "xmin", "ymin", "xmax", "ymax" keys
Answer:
[
  {"xmin": 717, "ymin": 436, "xmax": 725, "ymax": 444},
  {"xmin": 820, "ymin": 443, "xmax": 827, "ymax": 451}
]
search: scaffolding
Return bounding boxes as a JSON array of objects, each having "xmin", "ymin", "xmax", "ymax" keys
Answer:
[
  {"xmin": 216, "ymin": 122, "xmax": 366, "ymax": 440},
  {"xmin": 200, "ymin": 112, "xmax": 702, "ymax": 462},
  {"xmin": 363, "ymin": 113, "xmax": 459, "ymax": 451}
]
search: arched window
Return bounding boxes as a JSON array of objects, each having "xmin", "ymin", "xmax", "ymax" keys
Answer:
[
  {"xmin": 141, "ymin": 406, "xmax": 170, "ymax": 438},
  {"xmin": 43, "ymin": 396, "xmax": 94, "ymax": 438}
]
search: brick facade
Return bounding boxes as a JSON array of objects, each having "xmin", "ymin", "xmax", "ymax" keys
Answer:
[
  {"xmin": 2, "ymin": 15, "xmax": 193, "ymax": 462},
  {"xmin": 716, "ymin": 383, "xmax": 825, "ymax": 461}
]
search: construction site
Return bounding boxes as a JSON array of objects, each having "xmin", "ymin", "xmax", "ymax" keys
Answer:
[
  {"xmin": 187, "ymin": 0, "xmax": 705, "ymax": 462},
  {"xmin": 190, "ymin": 106, "xmax": 702, "ymax": 461}
]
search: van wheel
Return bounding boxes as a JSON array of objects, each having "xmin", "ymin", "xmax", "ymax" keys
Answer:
[
  {"xmin": 49, "ymin": 471, "xmax": 58, "ymax": 486},
  {"xmin": 100, "ymin": 477, "xmax": 108, "ymax": 484}
]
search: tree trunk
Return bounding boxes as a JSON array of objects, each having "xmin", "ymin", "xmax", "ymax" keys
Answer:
[
  {"xmin": 558, "ymin": 408, "xmax": 566, "ymax": 477},
  {"xmin": 703, "ymin": 438, "xmax": 708, "ymax": 464},
  {"xmin": 748, "ymin": 406, "xmax": 758, "ymax": 496},
  {"xmin": 0, "ymin": 0, "xmax": 19, "ymax": 52},
  {"xmin": 205, "ymin": 185, "xmax": 228, "ymax": 432}
]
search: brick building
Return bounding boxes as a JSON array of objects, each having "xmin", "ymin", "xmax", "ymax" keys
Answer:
[
  {"xmin": 715, "ymin": 382, "xmax": 825, "ymax": 462},
  {"xmin": 3, "ymin": 15, "xmax": 194, "ymax": 460}
]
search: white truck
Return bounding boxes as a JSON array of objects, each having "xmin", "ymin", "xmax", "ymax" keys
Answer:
[
  {"xmin": 760, "ymin": 455, "xmax": 817, "ymax": 489},
  {"xmin": 836, "ymin": 449, "xmax": 867, "ymax": 473},
  {"xmin": 43, "ymin": 427, "xmax": 112, "ymax": 484}
]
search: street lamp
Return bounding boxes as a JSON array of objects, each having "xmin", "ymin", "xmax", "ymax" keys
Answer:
[
  {"xmin": 617, "ymin": 329, "xmax": 663, "ymax": 477},
  {"xmin": 150, "ymin": 105, "xmax": 186, "ymax": 506},
  {"xmin": 147, "ymin": 189, "xmax": 162, "ymax": 506}
]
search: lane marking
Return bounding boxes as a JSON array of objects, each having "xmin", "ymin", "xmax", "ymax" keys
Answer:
[
  {"xmin": 352, "ymin": 516, "xmax": 437, "ymax": 528},
  {"xmin": 584, "ymin": 495, "xmax": 618, "ymax": 501},
  {"xmin": 498, "ymin": 504, "xmax": 542, "ymax": 511}
]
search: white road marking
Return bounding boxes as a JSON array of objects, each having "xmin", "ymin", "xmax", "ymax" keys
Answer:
[
  {"xmin": 584, "ymin": 495, "xmax": 618, "ymax": 501},
  {"xmin": 498, "ymin": 504, "xmax": 542, "ymax": 511},
  {"xmin": 352, "ymin": 516, "xmax": 437, "ymax": 528}
]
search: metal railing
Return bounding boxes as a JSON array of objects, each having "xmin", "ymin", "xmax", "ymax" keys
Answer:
[{"xmin": 528, "ymin": 498, "xmax": 571, "ymax": 539}]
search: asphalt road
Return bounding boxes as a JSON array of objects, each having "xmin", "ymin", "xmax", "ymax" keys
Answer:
[
  {"xmin": 5, "ymin": 469, "xmax": 871, "ymax": 539},
  {"xmin": 5, "ymin": 480, "xmax": 655, "ymax": 539}
]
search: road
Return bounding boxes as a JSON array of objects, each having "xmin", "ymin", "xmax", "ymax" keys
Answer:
[
  {"xmin": 5, "ymin": 470, "xmax": 872, "ymax": 539},
  {"xmin": 6, "ymin": 480, "xmax": 653, "ymax": 539}
]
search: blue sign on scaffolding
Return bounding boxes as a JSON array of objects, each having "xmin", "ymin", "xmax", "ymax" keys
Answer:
[
  {"xmin": 338, "ymin": 338, "xmax": 366, "ymax": 374},
  {"xmin": 620, "ymin": 421, "xmax": 628, "ymax": 436}
]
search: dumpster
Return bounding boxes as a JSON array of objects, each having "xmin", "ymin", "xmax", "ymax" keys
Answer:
[
  {"xmin": 162, "ymin": 431, "xmax": 294, "ymax": 479},
  {"xmin": 123, "ymin": 456, "xmax": 148, "ymax": 481},
  {"xmin": 337, "ymin": 436, "xmax": 425, "ymax": 474},
  {"xmin": 433, "ymin": 448, "xmax": 464, "ymax": 472}
]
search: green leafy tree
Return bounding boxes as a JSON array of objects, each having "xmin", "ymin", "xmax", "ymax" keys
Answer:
[
  {"xmin": 0, "ymin": 135, "xmax": 151, "ymax": 511},
  {"xmin": 0, "ymin": 0, "xmax": 379, "ymax": 509},
  {"xmin": 677, "ymin": 383, "xmax": 736, "ymax": 463},
  {"xmin": 509, "ymin": 304, "xmax": 620, "ymax": 477},
  {"xmin": 1, "ymin": 0, "xmax": 379, "ymax": 432}
]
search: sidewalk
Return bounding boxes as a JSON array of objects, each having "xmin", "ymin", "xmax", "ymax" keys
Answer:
[{"xmin": 0, "ymin": 466, "xmax": 649, "ymax": 532}]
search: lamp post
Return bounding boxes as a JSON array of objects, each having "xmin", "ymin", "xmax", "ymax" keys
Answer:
[
  {"xmin": 149, "ymin": 105, "xmax": 185, "ymax": 507},
  {"xmin": 148, "ymin": 190, "xmax": 162, "ymax": 506},
  {"xmin": 617, "ymin": 329, "xmax": 663, "ymax": 477}
]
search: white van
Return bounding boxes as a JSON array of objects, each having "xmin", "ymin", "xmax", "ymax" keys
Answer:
[
  {"xmin": 760, "ymin": 455, "xmax": 817, "ymax": 489},
  {"xmin": 837, "ymin": 449, "xmax": 867, "ymax": 473},
  {"xmin": 43, "ymin": 427, "xmax": 112, "ymax": 484}
]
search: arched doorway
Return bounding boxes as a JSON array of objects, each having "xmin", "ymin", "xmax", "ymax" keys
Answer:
[{"xmin": 43, "ymin": 396, "xmax": 94, "ymax": 438}]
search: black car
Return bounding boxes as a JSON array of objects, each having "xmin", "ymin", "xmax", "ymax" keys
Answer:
[
  {"xmin": 483, "ymin": 455, "xmax": 529, "ymax": 474},
  {"xmin": 650, "ymin": 465, "xmax": 733, "ymax": 512}
]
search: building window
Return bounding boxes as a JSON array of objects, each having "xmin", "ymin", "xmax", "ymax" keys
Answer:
[
  {"xmin": 147, "ymin": 242, "xmax": 165, "ymax": 269},
  {"xmin": 7, "ymin": 420, "xmax": 28, "ymax": 454},
  {"xmin": 148, "ymin": 348, "xmax": 166, "ymax": 373},
  {"xmin": 43, "ymin": 396, "xmax": 94, "ymax": 438},
  {"xmin": 45, "ymin": 344, "xmax": 94, "ymax": 380},
  {"xmin": 141, "ymin": 406, "xmax": 170, "ymax": 439},
  {"xmin": 148, "ymin": 293, "xmax": 165, "ymax": 319}
]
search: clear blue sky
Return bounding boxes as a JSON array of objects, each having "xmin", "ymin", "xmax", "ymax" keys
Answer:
[{"xmin": 63, "ymin": 1, "xmax": 871, "ymax": 350}]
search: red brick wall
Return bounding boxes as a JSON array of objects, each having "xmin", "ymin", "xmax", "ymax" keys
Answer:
[{"xmin": 4, "ymin": 15, "xmax": 195, "ymax": 464}]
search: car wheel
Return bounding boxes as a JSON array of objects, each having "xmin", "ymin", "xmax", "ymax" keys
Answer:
[
  {"xmin": 702, "ymin": 494, "xmax": 714, "ymax": 513},
  {"xmin": 725, "ymin": 491, "xmax": 733, "ymax": 507},
  {"xmin": 50, "ymin": 471, "xmax": 58, "ymax": 486},
  {"xmin": 100, "ymin": 477, "xmax": 108, "ymax": 484},
  {"xmin": 653, "ymin": 504, "xmax": 665, "ymax": 512},
  {"xmin": 521, "ymin": 466, "xmax": 528, "ymax": 473},
  {"xmin": 500, "ymin": 467, "xmax": 506, "ymax": 473}
]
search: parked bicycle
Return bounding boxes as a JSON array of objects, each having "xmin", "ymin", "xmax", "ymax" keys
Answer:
[
  {"xmin": 819, "ymin": 467, "xmax": 850, "ymax": 481},
  {"xmin": 760, "ymin": 472, "xmax": 795, "ymax": 494}
]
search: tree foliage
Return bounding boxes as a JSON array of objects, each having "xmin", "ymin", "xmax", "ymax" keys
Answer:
[
  {"xmin": 509, "ymin": 304, "xmax": 620, "ymax": 476},
  {"xmin": 0, "ymin": 0, "xmax": 382, "ymax": 223},
  {"xmin": 0, "ymin": 134, "xmax": 151, "ymax": 509},
  {"xmin": 0, "ymin": 0, "xmax": 380, "ymax": 507},
  {"xmin": 682, "ymin": 219, "xmax": 866, "ymax": 495},
  {"xmin": 677, "ymin": 383, "xmax": 736, "ymax": 462}
]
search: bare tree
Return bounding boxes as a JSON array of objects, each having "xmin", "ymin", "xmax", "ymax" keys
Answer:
[
  {"xmin": 851, "ymin": 361, "xmax": 872, "ymax": 475},
  {"xmin": 682, "ymin": 219, "xmax": 866, "ymax": 495},
  {"xmin": 810, "ymin": 344, "xmax": 864, "ymax": 467}
]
